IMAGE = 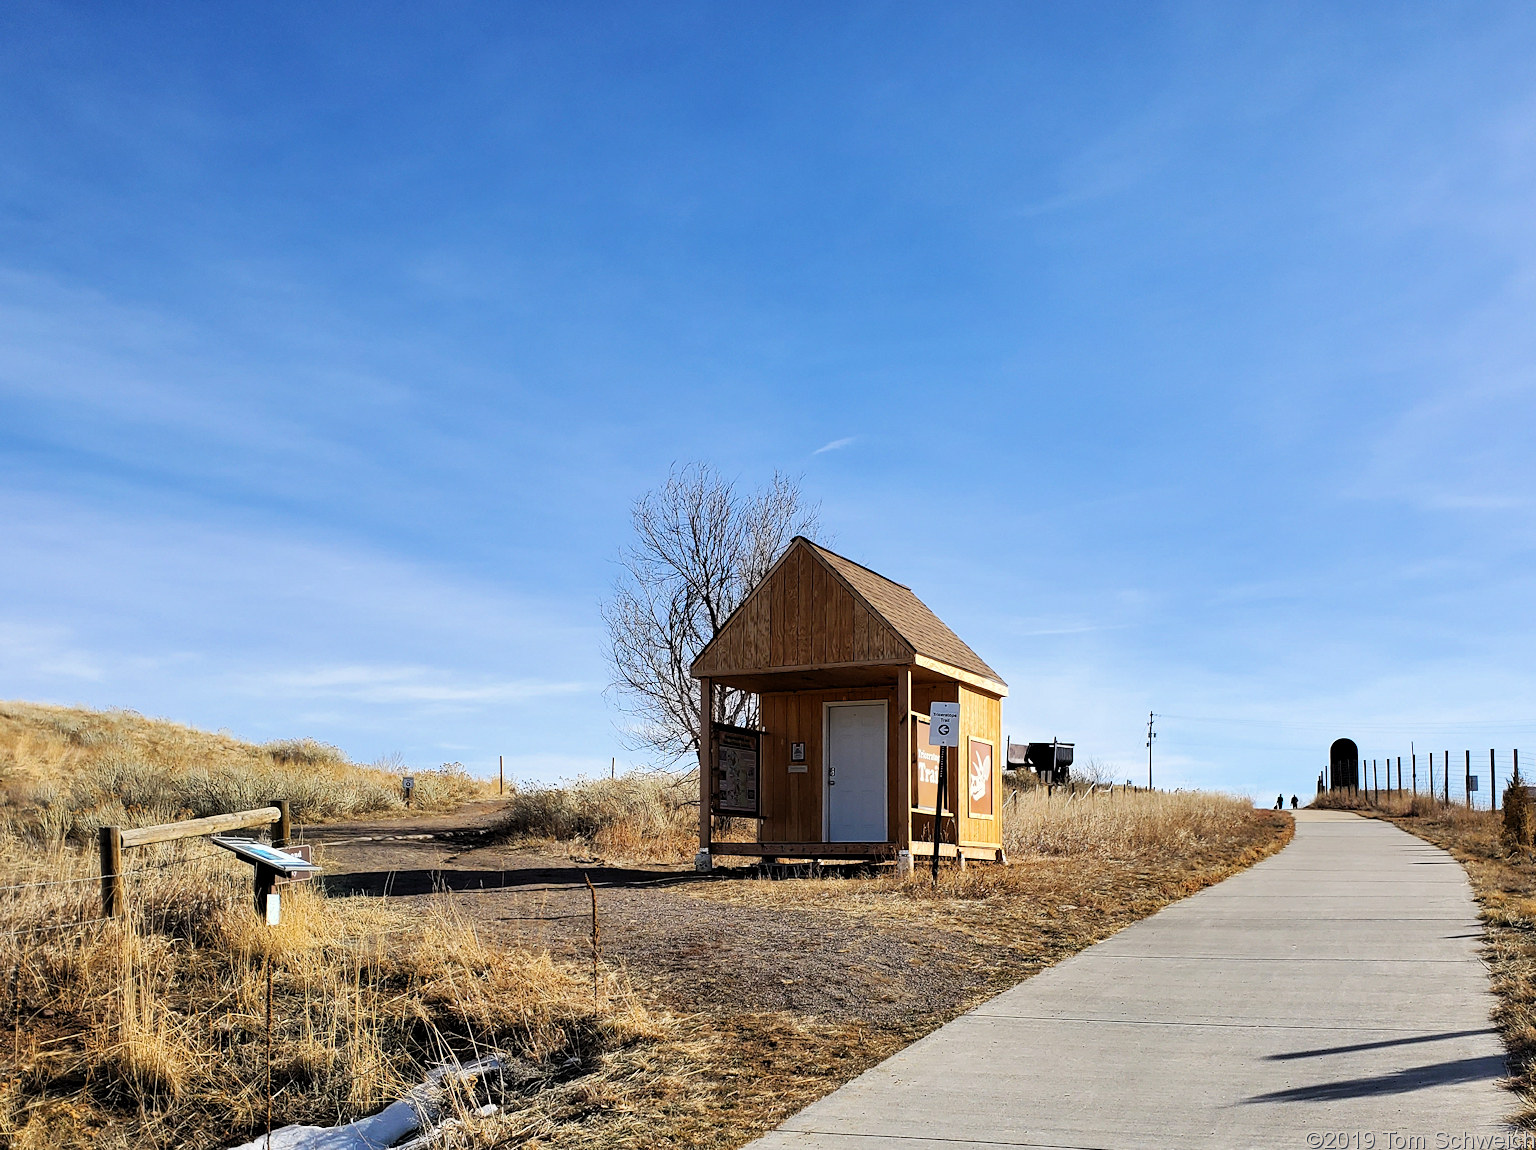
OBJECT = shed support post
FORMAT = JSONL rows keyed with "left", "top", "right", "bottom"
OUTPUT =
{"left": 695, "top": 677, "right": 713, "bottom": 872}
{"left": 895, "top": 668, "right": 912, "bottom": 877}
{"left": 271, "top": 799, "right": 291, "bottom": 848}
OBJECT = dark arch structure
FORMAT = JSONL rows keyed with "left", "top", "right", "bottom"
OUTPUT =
{"left": 1329, "top": 738, "right": 1359, "bottom": 791}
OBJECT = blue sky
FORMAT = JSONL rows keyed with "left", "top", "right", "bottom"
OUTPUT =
{"left": 3, "top": 2, "right": 1536, "bottom": 800}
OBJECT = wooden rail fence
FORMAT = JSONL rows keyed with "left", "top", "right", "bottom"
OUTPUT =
{"left": 98, "top": 800, "right": 291, "bottom": 918}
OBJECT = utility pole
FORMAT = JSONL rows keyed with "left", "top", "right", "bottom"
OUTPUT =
{"left": 1145, "top": 712, "right": 1156, "bottom": 791}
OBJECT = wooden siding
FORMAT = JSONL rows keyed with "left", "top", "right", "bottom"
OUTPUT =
{"left": 694, "top": 541, "right": 912, "bottom": 678}
{"left": 906, "top": 682, "right": 1002, "bottom": 850}
{"left": 955, "top": 684, "right": 1003, "bottom": 848}
{"left": 758, "top": 685, "right": 900, "bottom": 844}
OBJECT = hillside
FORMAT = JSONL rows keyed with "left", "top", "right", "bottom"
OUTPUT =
{"left": 0, "top": 700, "right": 482, "bottom": 844}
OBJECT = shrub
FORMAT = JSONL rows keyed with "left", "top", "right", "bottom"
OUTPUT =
{"left": 1505, "top": 773, "right": 1533, "bottom": 851}
{"left": 492, "top": 771, "right": 697, "bottom": 860}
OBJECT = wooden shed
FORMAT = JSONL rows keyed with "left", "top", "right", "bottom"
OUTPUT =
{"left": 691, "top": 537, "right": 1008, "bottom": 869}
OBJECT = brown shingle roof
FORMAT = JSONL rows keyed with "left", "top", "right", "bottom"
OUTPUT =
{"left": 806, "top": 540, "right": 1006, "bottom": 687}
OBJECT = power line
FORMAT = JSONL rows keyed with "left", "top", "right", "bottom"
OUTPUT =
{"left": 1159, "top": 713, "right": 1536, "bottom": 733}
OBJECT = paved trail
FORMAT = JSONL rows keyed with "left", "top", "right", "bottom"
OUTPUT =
{"left": 748, "top": 810, "right": 1509, "bottom": 1150}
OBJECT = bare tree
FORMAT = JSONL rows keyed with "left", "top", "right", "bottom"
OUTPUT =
{"left": 602, "top": 464, "right": 820, "bottom": 763}
{"left": 1078, "top": 757, "right": 1117, "bottom": 787}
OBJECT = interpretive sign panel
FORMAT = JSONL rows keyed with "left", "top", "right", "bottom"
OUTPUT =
{"left": 968, "top": 738, "right": 994, "bottom": 818}
{"left": 913, "top": 717, "right": 940, "bottom": 812}
{"left": 209, "top": 836, "right": 321, "bottom": 877}
{"left": 714, "top": 724, "right": 761, "bottom": 817}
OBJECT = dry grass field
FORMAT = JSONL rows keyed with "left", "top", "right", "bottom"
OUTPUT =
{"left": 0, "top": 703, "right": 1292, "bottom": 1148}
{"left": 0, "top": 701, "right": 484, "bottom": 844}
{"left": 1346, "top": 794, "right": 1536, "bottom": 1127}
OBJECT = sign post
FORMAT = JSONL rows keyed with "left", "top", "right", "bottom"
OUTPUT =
{"left": 928, "top": 702, "right": 960, "bottom": 882}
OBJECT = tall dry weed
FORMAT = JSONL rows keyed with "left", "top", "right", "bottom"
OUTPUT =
{"left": 0, "top": 841, "right": 653, "bottom": 1149}
{"left": 1002, "top": 786, "right": 1260, "bottom": 860}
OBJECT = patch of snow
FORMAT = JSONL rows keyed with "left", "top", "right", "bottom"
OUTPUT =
{"left": 227, "top": 1057, "right": 500, "bottom": 1150}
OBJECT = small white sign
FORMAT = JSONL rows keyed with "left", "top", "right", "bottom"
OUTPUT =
{"left": 928, "top": 702, "right": 960, "bottom": 747}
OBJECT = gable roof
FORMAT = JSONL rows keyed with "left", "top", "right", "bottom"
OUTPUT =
{"left": 690, "top": 536, "right": 1006, "bottom": 693}
{"left": 807, "top": 541, "right": 1004, "bottom": 686}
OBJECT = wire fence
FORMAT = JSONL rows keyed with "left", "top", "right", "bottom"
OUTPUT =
{"left": 1333, "top": 747, "right": 1524, "bottom": 810}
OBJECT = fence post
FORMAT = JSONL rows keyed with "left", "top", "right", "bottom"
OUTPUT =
{"left": 1491, "top": 749, "right": 1498, "bottom": 812}
{"left": 1445, "top": 750, "right": 1450, "bottom": 804}
{"left": 99, "top": 825, "right": 125, "bottom": 919}
{"left": 270, "top": 800, "right": 291, "bottom": 848}
{"left": 1412, "top": 751, "right": 1417, "bottom": 795}
{"left": 1466, "top": 750, "right": 1472, "bottom": 810}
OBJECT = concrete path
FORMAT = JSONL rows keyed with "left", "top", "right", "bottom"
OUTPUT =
{"left": 747, "top": 811, "right": 1510, "bottom": 1150}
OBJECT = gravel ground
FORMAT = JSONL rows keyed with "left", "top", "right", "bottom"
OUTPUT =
{"left": 312, "top": 817, "right": 996, "bottom": 1026}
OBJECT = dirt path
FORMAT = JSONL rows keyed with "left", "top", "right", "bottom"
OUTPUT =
{"left": 309, "top": 804, "right": 994, "bottom": 1026}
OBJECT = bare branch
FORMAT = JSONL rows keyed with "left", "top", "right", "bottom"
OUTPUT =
{"left": 602, "top": 463, "right": 821, "bottom": 765}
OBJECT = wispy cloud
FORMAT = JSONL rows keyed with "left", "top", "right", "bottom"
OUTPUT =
{"left": 0, "top": 622, "right": 107, "bottom": 682}
{"left": 232, "top": 664, "right": 593, "bottom": 706}
{"left": 813, "top": 437, "right": 855, "bottom": 455}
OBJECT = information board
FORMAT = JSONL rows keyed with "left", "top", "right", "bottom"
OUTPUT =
{"left": 912, "top": 717, "right": 941, "bottom": 812}
{"left": 713, "top": 724, "right": 762, "bottom": 817}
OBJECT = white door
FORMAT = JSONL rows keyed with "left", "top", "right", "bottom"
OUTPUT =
{"left": 826, "top": 702, "right": 888, "bottom": 842}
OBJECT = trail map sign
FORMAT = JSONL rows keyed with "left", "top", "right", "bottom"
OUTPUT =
{"left": 713, "top": 724, "right": 762, "bottom": 817}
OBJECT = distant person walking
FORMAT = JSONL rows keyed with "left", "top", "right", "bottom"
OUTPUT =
{"left": 1275, "top": 794, "right": 1284, "bottom": 810}
{"left": 1291, "top": 795, "right": 1299, "bottom": 809}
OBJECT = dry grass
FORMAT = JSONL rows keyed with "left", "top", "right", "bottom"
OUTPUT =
{"left": 0, "top": 701, "right": 485, "bottom": 847}
{"left": 1356, "top": 796, "right": 1536, "bottom": 1127}
{"left": 491, "top": 771, "right": 700, "bottom": 862}
{"left": 0, "top": 840, "right": 660, "bottom": 1149}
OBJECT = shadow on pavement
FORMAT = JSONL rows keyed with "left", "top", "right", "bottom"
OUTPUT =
{"left": 1267, "top": 1028, "right": 1497, "bottom": 1062}
{"left": 1247, "top": 1054, "right": 1507, "bottom": 1102}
